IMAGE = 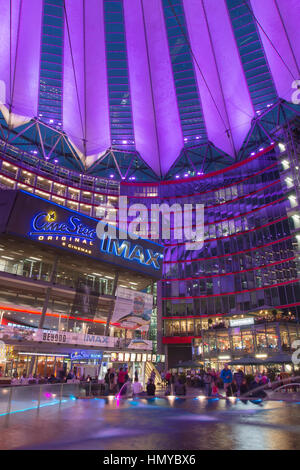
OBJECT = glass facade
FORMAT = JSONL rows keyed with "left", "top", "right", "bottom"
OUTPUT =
{"left": 226, "top": 0, "right": 278, "bottom": 113}
{"left": 103, "top": 0, "right": 135, "bottom": 150}
{"left": 161, "top": 150, "right": 300, "bottom": 329}
{"left": 121, "top": 138, "right": 300, "bottom": 367}
{"left": 162, "top": 0, "right": 207, "bottom": 146}
{"left": 38, "top": 0, "right": 64, "bottom": 126}
{"left": 194, "top": 320, "right": 299, "bottom": 363}
{"left": 0, "top": 232, "right": 155, "bottom": 338}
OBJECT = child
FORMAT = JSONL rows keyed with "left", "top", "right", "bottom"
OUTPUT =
{"left": 212, "top": 381, "right": 219, "bottom": 396}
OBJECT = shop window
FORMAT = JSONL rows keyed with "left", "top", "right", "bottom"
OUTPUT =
{"left": 231, "top": 332, "right": 242, "bottom": 352}
{"left": 216, "top": 332, "right": 230, "bottom": 352}
{"left": 187, "top": 320, "right": 194, "bottom": 334}
{"left": 180, "top": 320, "right": 187, "bottom": 334}
{"left": 255, "top": 326, "right": 268, "bottom": 352}
{"left": 241, "top": 330, "right": 255, "bottom": 353}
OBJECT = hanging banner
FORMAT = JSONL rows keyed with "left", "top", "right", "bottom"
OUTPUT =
{"left": 0, "top": 325, "right": 152, "bottom": 350}
{"left": 34, "top": 329, "right": 118, "bottom": 348}
{"left": 127, "top": 339, "right": 153, "bottom": 351}
{"left": 112, "top": 287, "right": 153, "bottom": 330}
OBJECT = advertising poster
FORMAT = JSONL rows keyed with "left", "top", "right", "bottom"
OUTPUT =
{"left": 0, "top": 324, "right": 36, "bottom": 342}
{"left": 127, "top": 339, "right": 152, "bottom": 351}
{"left": 112, "top": 287, "right": 153, "bottom": 330}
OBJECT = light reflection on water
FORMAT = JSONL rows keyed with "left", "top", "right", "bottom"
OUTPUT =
{"left": 11, "top": 397, "right": 300, "bottom": 451}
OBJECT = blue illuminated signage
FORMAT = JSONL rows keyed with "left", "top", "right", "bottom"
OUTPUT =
{"left": 29, "top": 211, "right": 97, "bottom": 241}
{"left": 70, "top": 350, "right": 103, "bottom": 361}
{"left": 25, "top": 202, "right": 163, "bottom": 274}
{"left": 100, "top": 236, "right": 163, "bottom": 270}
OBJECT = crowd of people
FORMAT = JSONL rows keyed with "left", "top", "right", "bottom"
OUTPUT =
{"left": 162, "top": 364, "right": 272, "bottom": 399}
{"left": 104, "top": 367, "right": 156, "bottom": 397}
{"left": 3, "top": 364, "right": 298, "bottom": 400}
{"left": 5, "top": 368, "right": 86, "bottom": 386}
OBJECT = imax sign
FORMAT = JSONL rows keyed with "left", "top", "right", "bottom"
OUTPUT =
{"left": 100, "top": 236, "right": 163, "bottom": 270}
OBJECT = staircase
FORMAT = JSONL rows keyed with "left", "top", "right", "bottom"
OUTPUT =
{"left": 145, "top": 362, "right": 163, "bottom": 389}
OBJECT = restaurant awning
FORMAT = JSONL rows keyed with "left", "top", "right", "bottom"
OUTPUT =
{"left": 262, "top": 353, "right": 293, "bottom": 364}
{"left": 173, "top": 360, "right": 204, "bottom": 369}
{"left": 228, "top": 356, "right": 265, "bottom": 366}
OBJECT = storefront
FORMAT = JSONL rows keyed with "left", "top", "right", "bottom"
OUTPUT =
{"left": 193, "top": 320, "right": 300, "bottom": 371}
{"left": 2, "top": 349, "right": 70, "bottom": 378}
{"left": 0, "top": 190, "right": 164, "bottom": 380}
{"left": 0, "top": 320, "right": 165, "bottom": 381}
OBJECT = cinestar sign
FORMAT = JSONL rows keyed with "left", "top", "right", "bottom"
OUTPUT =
{"left": 30, "top": 211, "right": 96, "bottom": 241}
{"left": 27, "top": 208, "right": 163, "bottom": 272}
{"left": 0, "top": 190, "right": 163, "bottom": 277}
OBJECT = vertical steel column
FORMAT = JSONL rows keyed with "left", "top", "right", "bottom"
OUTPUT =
{"left": 104, "top": 272, "right": 119, "bottom": 337}
{"left": 38, "top": 255, "right": 59, "bottom": 329}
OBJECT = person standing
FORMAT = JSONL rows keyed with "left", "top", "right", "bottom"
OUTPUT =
{"left": 174, "top": 377, "right": 187, "bottom": 396}
{"left": 203, "top": 368, "right": 213, "bottom": 397}
{"left": 234, "top": 369, "right": 244, "bottom": 396}
{"left": 240, "top": 378, "right": 249, "bottom": 396}
{"left": 249, "top": 375, "right": 267, "bottom": 399}
{"left": 220, "top": 364, "right": 233, "bottom": 395}
{"left": 147, "top": 378, "right": 156, "bottom": 396}
{"left": 261, "top": 371, "right": 268, "bottom": 385}
{"left": 117, "top": 367, "right": 126, "bottom": 391}
{"left": 104, "top": 368, "right": 110, "bottom": 393}
{"left": 165, "top": 370, "right": 171, "bottom": 386}
{"left": 111, "top": 368, "right": 118, "bottom": 393}
{"left": 132, "top": 377, "right": 143, "bottom": 396}
{"left": 165, "top": 370, "right": 171, "bottom": 393}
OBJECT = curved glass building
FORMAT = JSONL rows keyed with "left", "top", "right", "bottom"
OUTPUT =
{"left": 0, "top": 0, "right": 299, "bottom": 372}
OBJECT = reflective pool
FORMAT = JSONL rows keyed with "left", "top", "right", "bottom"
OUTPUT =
{"left": 1, "top": 397, "right": 300, "bottom": 450}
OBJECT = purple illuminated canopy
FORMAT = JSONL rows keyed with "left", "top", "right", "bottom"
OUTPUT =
{"left": 0, "top": 0, "right": 299, "bottom": 176}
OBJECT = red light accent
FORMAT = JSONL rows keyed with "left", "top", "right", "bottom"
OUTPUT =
{"left": 162, "top": 314, "right": 224, "bottom": 320}
{"left": 162, "top": 279, "right": 300, "bottom": 301}
{"left": 275, "top": 302, "right": 300, "bottom": 309}
{"left": 121, "top": 144, "right": 276, "bottom": 187}
{"left": 164, "top": 216, "right": 289, "bottom": 249}
{"left": 0, "top": 306, "right": 110, "bottom": 325}
{"left": 205, "top": 180, "right": 280, "bottom": 210}
{"left": 123, "top": 162, "right": 278, "bottom": 200}
{"left": 165, "top": 195, "right": 286, "bottom": 239}
{"left": 163, "top": 235, "right": 292, "bottom": 264}
{"left": 162, "top": 336, "right": 194, "bottom": 344}
{"left": 162, "top": 257, "right": 296, "bottom": 282}
{"left": 162, "top": 303, "right": 300, "bottom": 321}
{"left": 121, "top": 188, "right": 285, "bottom": 227}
